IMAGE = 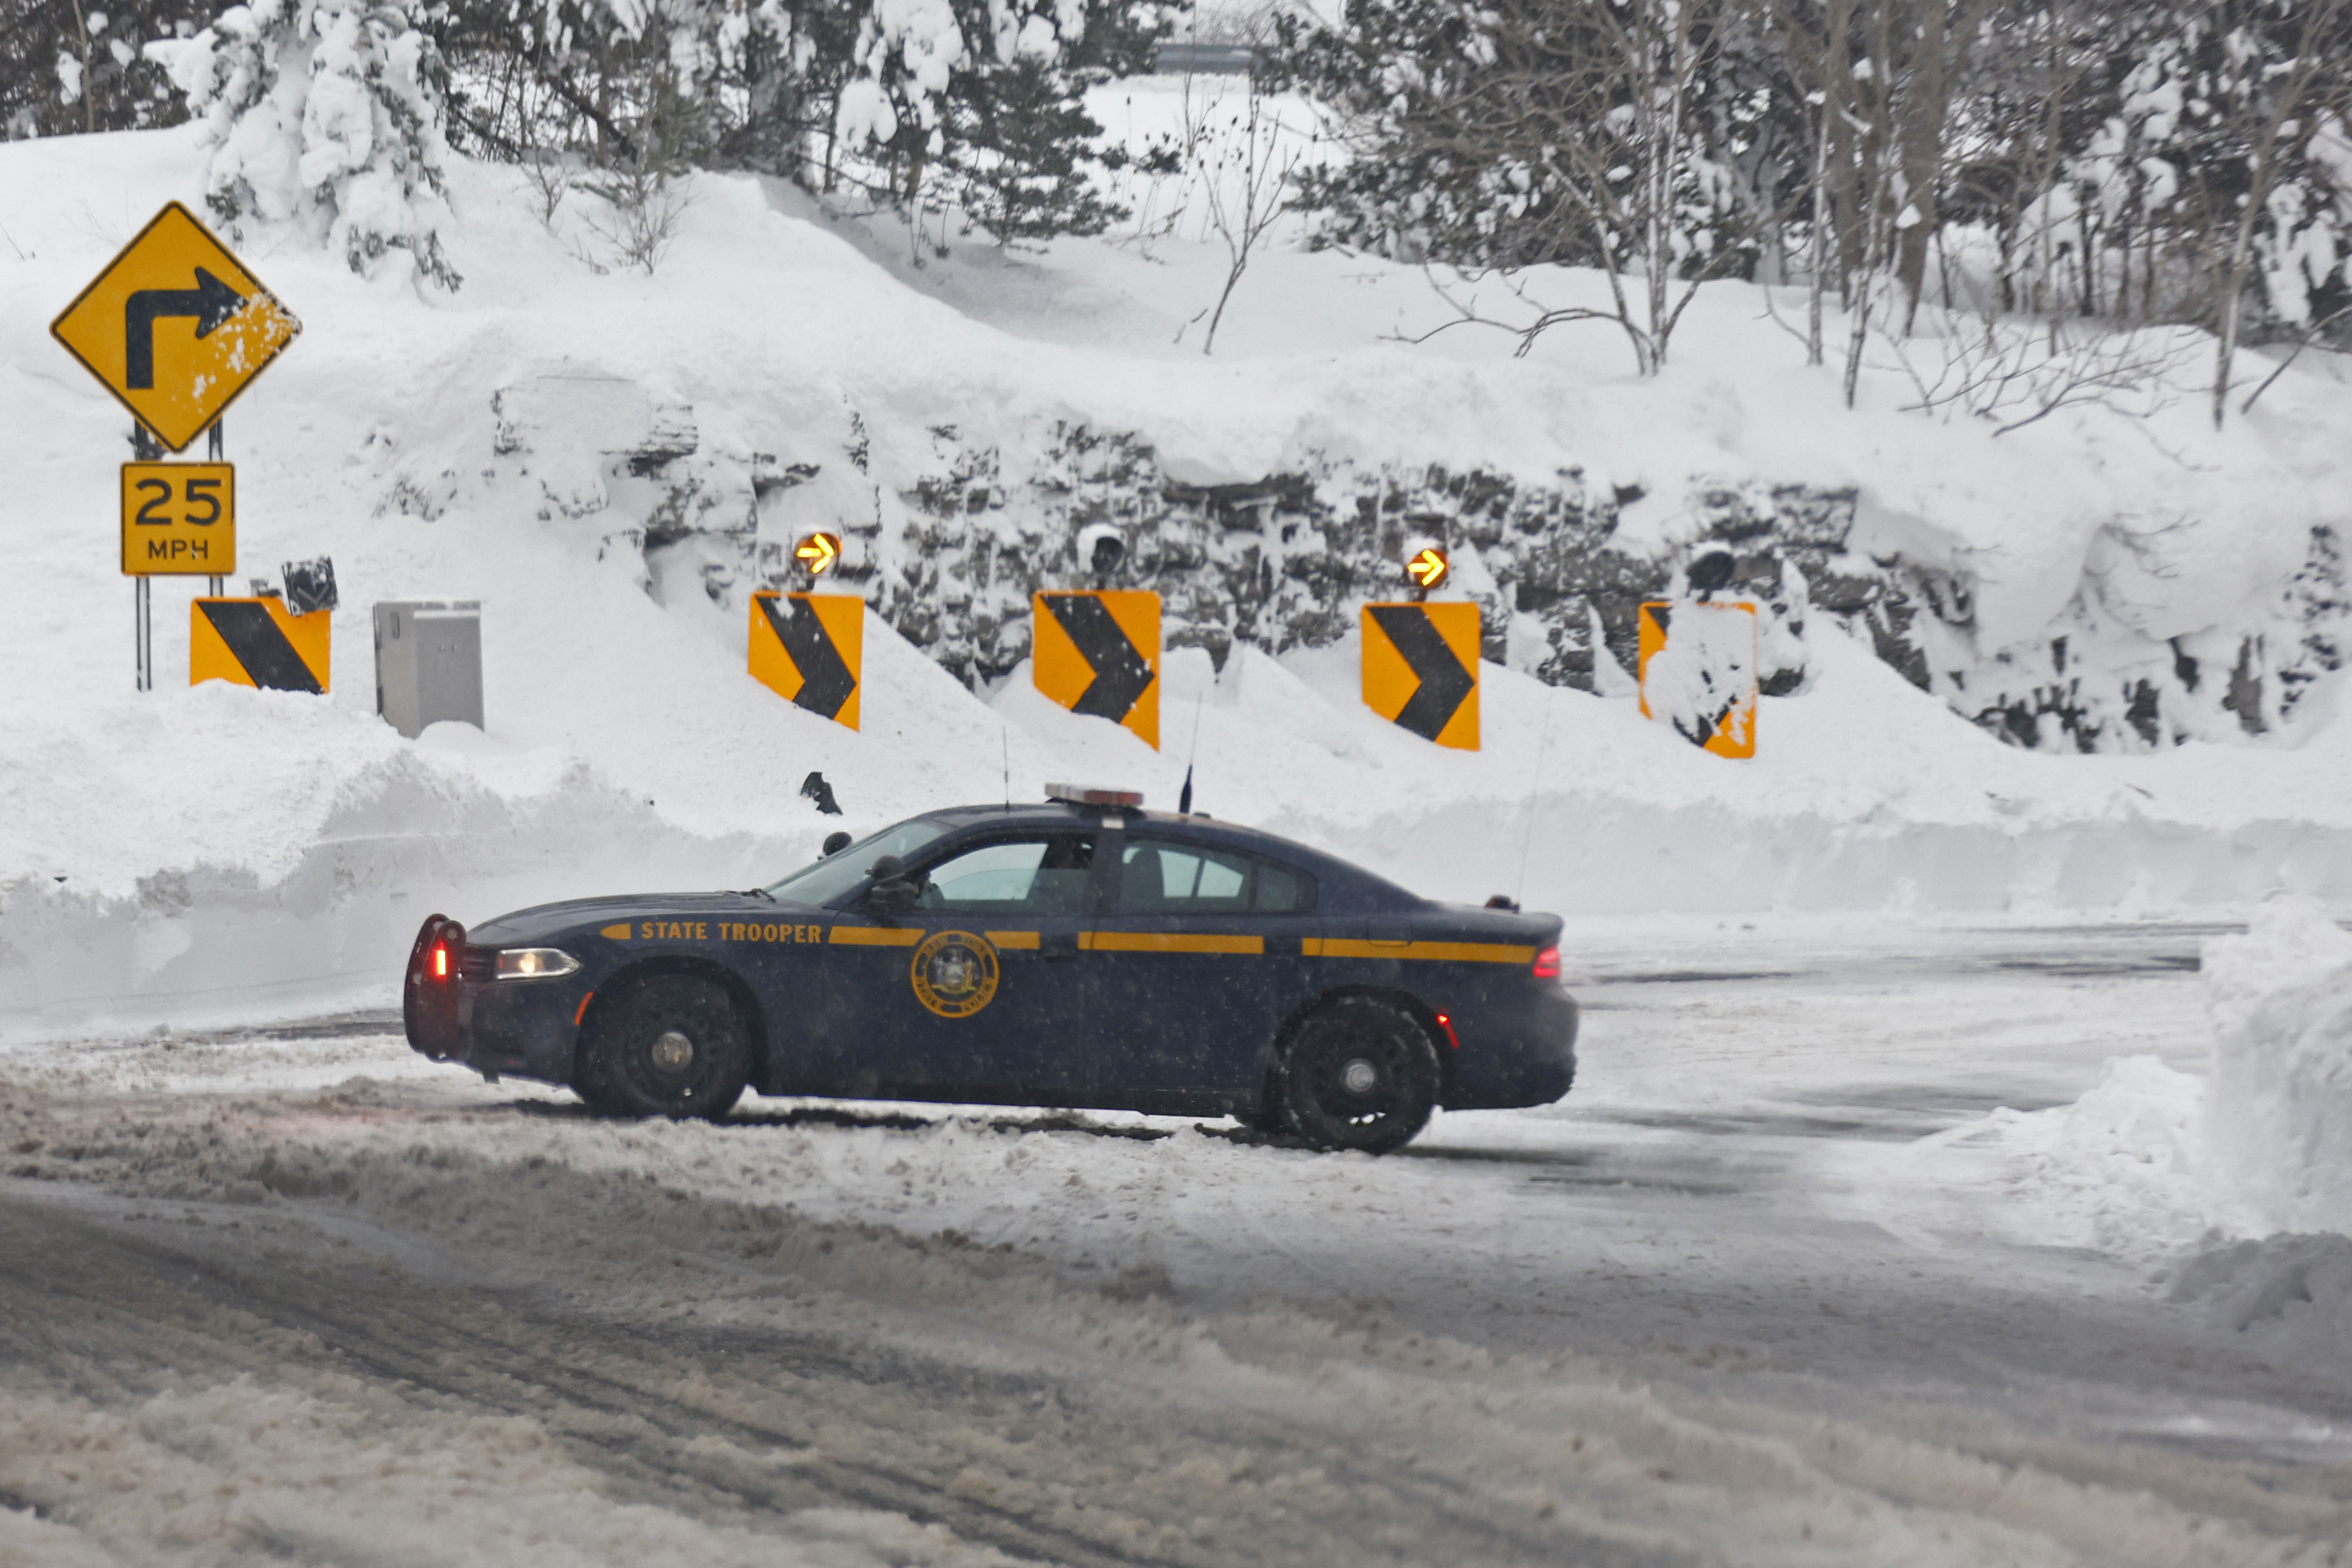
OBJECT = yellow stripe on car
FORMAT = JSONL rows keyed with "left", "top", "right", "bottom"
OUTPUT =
{"left": 1081, "top": 931, "right": 1264, "bottom": 955}
{"left": 828, "top": 926, "right": 926, "bottom": 947}
{"left": 1303, "top": 938, "right": 1537, "bottom": 964}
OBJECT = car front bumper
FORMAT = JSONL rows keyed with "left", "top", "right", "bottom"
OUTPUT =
{"left": 408, "top": 971, "right": 585, "bottom": 1086}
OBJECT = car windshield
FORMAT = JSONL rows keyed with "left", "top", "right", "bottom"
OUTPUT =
{"left": 762, "top": 818, "right": 952, "bottom": 907}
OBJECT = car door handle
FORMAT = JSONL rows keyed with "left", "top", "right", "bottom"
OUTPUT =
{"left": 1041, "top": 932, "right": 1079, "bottom": 961}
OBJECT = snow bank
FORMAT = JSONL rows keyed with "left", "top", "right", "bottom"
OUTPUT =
{"left": 1899, "top": 902, "right": 2352, "bottom": 1362}
{"left": 1959, "top": 1054, "right": 2211, "bottom": 1262}
{"left": 2201, "top": 900, "right": 2352, "bottom": 1236}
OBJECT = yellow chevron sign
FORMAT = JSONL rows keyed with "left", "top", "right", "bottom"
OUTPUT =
{"left": 1637, "top": 600, "right": 1757, "bottom": 759}
{"left": 749, "top": 591, "right": 863, "bottom": 728}
{"left": 1362, "top": 601, "right": 1480, "bottom": 749}
{"left": 1033, "top": 591, "right": 1160, "bottom": 749}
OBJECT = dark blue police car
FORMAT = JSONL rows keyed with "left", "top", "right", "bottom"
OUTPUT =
{"left": 404, "top": 787, "right": 1577, "bottom": 1153}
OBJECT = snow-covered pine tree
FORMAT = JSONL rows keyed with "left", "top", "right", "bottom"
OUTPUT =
{"left": 947, "top": 54, "right": 1126, "bottom": 244}
{"left": 950, "top": 0, "right": 1168, "bottom": 244}
{"left": 167, "top": 0, "right": 461, "bottom": 289}
{"left": 833, "top": 0, "right": 1169, "bottom": 239}
{"left": 1269, "top": 0, "right": 1763, "bottom": 374}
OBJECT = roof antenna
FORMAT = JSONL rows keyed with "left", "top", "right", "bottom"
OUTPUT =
{"left": 1001, "top": 723, "right": 1011, "bottom": 809}
{"left": 1513, "top": 690, "right": 1554, "bottom": 907}
{"left": 1177, "top": 683, "right": 1205, "bottom": 814}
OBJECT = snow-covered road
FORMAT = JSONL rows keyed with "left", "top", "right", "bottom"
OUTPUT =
{"left": 5, "top": 925, "right": 2348, "bottom": 1565}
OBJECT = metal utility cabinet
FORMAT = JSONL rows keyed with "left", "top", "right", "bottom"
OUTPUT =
{"left": 374, "top": 601, "right": 483, "bottom": 738}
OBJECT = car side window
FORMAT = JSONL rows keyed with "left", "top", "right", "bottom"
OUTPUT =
{"left": 913, "top": 834, "right": 1096, "bottom": 916}
{"left": 1251, "top": 857, "right": 1317, "bottom": 914}
{"left": 1110, "top": 840, "right": 1317, "bottom": 915}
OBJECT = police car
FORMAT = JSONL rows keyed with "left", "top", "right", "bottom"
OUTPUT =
{"left": 403, "top": 786, "right": 1577, "bottom": 1153}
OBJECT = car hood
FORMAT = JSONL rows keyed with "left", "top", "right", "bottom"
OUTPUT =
{"left": 464, "top": 891, "right": 811, "bottom": 946}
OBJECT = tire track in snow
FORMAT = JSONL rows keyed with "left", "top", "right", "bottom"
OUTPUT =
{"left": 0, "top": 1189, "right": 1685, "bottom": 1568}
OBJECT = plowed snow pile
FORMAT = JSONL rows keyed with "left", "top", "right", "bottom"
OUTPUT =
{"left": 4, "top": 121, "right": 2351, "bottom": 1037}
{"left": 1900, "top": 901, "right": 2352, "bottom": 1367}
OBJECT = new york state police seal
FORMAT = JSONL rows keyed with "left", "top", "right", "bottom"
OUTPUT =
{"left": 909, "top": 930, "right": 1000, "bottom": 1019}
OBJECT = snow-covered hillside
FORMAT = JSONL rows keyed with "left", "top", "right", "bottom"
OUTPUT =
{"left": 3, "top": 108, "right": 2350, "bottom": 1034}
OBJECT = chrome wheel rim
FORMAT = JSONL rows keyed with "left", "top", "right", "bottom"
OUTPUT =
{"left": 650, "top": 1030, "right": 696, "bottom": 1072}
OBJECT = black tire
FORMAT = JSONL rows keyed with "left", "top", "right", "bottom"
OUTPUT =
{"left": 575, "top": 973, "right": 751, "bottom": 1119}
{"left": 1274, "top": 997, "right": 1439, "bottom": 1154}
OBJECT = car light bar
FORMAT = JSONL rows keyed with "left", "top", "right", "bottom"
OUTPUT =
{"left": 1045, "top": 783, "right": 1145, "bottom": 808}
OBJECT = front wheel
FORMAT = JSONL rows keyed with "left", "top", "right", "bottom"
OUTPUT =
{"left": 1274, "top": 997, "right": 1438, "bottom": 1154}
{"left": 576, "top": 974, "right": 751, "bottom": 1119}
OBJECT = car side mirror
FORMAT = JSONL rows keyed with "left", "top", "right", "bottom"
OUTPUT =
{"left": 865, "top": 855, "right": 920, "bottom": 914}
{"left": 821, "top": 830, "right": 853, "bottom": 858}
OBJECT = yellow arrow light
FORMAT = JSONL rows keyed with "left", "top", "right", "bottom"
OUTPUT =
{"left": 1407, "top": 547, "right": 1450, "bottom": 590}
{"left": 794, "top": 532, "right": 841, "bottom": 575}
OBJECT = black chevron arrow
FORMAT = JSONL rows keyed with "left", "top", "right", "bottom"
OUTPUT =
{"left": 125, "top": 268, "right": 246, "bottom": 389}
{"left": 198, "top": 600, "right": 323, "bottom": 694}
{"left": 1043, "top": 594, "right": 1155, "bottom": 723}
{"left": 1368, "top": 605, "right": 1477, "bottom": 741}
{"left": 758, "top": 595, "right": 858, "bottom": 719}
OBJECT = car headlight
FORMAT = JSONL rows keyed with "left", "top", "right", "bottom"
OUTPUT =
{"left": 494, "top": 947, "right": 581, "bottom": 980}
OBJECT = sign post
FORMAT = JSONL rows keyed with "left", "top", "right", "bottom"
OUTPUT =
{"left": 206, "top": 419, "right": 226, "bottom": 595}
{"left": 51, "top": 201, "right": 300, "bottom": 689}
{"left": 133, "top": 576, "right": 151, "bottom": 692}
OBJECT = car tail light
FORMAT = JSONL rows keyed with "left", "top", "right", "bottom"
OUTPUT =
{"left": 1532, "top": 944, "right": 1561, "bottom": 980}
{"left": 404, "top": 914, "right": 466, "bottom": 1060}
{"left": 1433, "top": 1011, "right": 1462, "bottom": 1051}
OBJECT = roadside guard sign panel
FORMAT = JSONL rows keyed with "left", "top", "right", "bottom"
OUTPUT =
{"left": 1637, "top": 600, "right": 1757, "bottom": 759}
{"left": 1362, "top": 601, "right": 1480, "bottom": 749}
{"left": 191, "top": 596, "right": 330, "bottom": 694}
{"left": 50, "top": 202, "right": 301, "bottom": 451}
{"left": 749, "top": 591, "right": 863, "bottom": 728}
{"left": 1033, "top": 591, "right": 1160, "bottom": 749}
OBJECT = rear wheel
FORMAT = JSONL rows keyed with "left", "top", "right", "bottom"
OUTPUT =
{"left": 576, "top": 973, "right": 751, "bottom": 1120}
{"left": 1275, "top": 997, "right": 1438, "bottom": 1154}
